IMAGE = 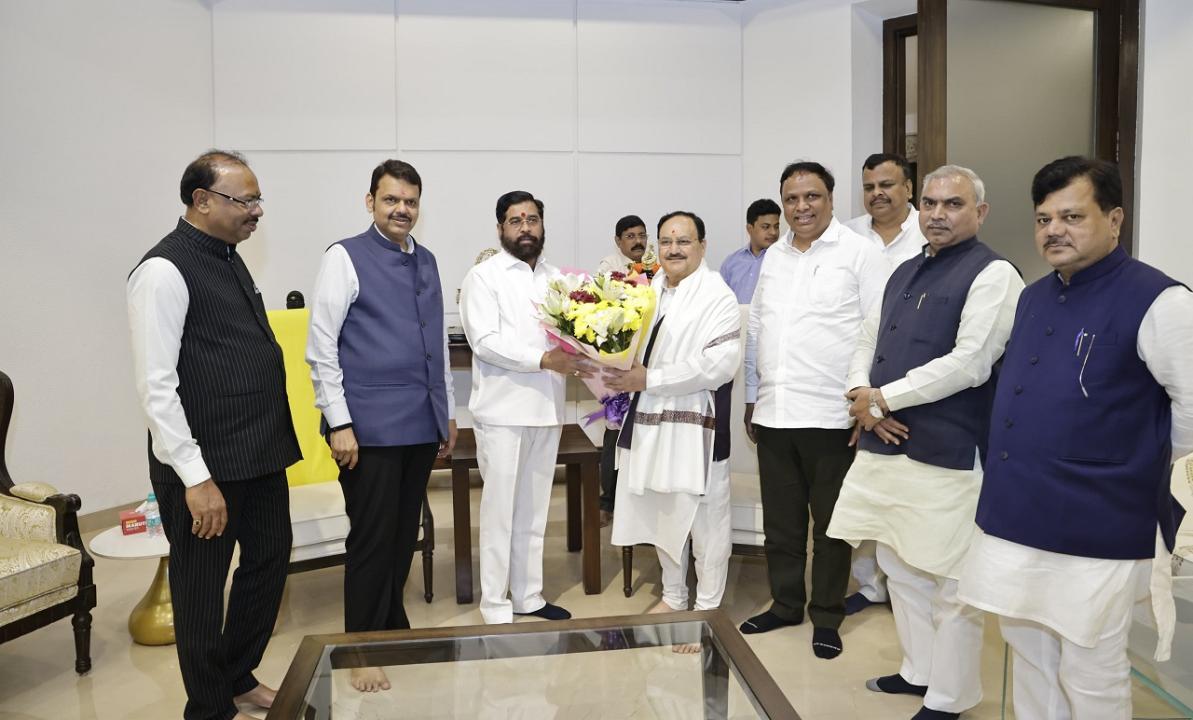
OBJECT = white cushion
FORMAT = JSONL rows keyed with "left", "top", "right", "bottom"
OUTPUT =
{"left": 0, "top": 537, "right": 80, "bottom": 612}
{"left": 729, "top": 472, "right": 764, "bottom": 544}
{"left": 288, "top": 483, "right": 349, "bottom": 553}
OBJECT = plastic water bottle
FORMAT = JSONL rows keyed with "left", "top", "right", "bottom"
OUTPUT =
{"left": 144, "top": 492, "right": 163, "bottom": 538}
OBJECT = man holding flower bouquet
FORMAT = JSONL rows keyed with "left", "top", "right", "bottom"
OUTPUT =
{"left": 605, "top": 211, "right": 742, "bottom": 617}
{"left": 460, "top": 190, "right": 592, "bottom": 625}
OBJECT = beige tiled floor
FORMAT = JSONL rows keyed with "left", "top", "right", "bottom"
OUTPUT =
{"left": 0, "top": 481, "right": 1181, "bottom": 719}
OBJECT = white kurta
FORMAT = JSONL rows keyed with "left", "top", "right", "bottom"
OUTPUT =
{"left": 827, "top": 259, "right": 1024, "bottom": 576}
{"left": 958, "top": 285, "right": 1193, "bottom": 662}
{"left": 611, "top": 263, "right": 742, "bottom": 564}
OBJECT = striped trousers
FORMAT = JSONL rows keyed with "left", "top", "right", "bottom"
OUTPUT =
{"left": 154, "top": 472, "right": 291, "bottom": 720}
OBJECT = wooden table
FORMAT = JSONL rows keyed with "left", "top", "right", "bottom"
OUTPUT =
{"left": 433, "top": 424, "right": 601, "bottom": 604}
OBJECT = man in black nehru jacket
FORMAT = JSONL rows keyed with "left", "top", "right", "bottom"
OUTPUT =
{"left": 127, "top": 150, "right": 300, "bottom": 720}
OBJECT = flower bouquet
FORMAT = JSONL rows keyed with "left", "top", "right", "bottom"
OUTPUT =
{"left": 538, "top": 270, "right": 656, "bottom": 429}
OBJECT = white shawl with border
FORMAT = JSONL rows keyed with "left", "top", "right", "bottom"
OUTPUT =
{"left": 611, "top": 263, "right": 742, "bottom": 561}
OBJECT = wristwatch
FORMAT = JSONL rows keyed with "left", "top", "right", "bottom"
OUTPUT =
{"left": 868, "top": 389, "right": 887, "bottom": 419}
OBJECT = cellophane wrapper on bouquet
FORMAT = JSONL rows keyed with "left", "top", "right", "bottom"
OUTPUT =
{"left": 538, "top": 270, "right": 657, "bottom": 429}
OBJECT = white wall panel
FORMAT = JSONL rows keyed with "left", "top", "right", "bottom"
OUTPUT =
{"left": 237, "top": 151, "right": 398, "bottom": 308}
{"left": 213, "top": 0, "right": 396, "bottom": 150}
{"left": 576, "top": 154, "right": 743, "bottom": 275}
{"left": 398, "top": 151, "right": 577, "bottom": 312}
{"left": 578, "top": 0, "right": 741, "bottom": 155}
{"left": 0, "top": 0, "right": 213, "bottom": 511}
{"left": 396, "top": 0, "right": 576, "bottom": 151}
{"left": 1137, "top": 0, "right": 1193, "bottom": 287}
{"left": 742, "top": 1, "right": 857, "bottom": 226}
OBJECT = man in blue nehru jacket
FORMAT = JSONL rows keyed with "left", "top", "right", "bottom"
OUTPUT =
{"left": 959, "top": 157, "right": 1193, "bottom": 720}
{"left": 306, "top": 159, "right": 456, "bottom": 693}
{"left": 829, "top": 165, "right": 1025, "bottom": 720}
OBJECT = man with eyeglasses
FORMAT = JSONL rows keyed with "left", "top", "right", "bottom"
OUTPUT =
{"left": 305, "top": 159, "right": 456, "bottom": 692}
{"left": 606, "top": 210, "right": 741, "bottom": 619}
{"left": 598, "top": 214, "right": 649, "bottom": 274}
{"left": 460, "top": 190, "right": 592, "bottom": 624}
{"left": 959, "top": 157, "right": 1193, "bottom": 720}
{"left": 127, "top": 150, "right": 300, "bottom": 720}
{"left": 719, "top": 198, "right": 782, "bottom": 304}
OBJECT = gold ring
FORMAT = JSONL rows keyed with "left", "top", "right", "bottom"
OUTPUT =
{"left": 572, "top": 370, "right": 580, "bottom": 377}
{"left": 192, "top": 519, "right": 201, "bottom": 527}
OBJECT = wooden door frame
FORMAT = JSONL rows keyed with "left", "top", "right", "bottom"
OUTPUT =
{"left": 911, "top": 0, "right": 1139, "bottom": 252}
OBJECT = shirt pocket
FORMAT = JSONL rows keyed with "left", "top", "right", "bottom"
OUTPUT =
{"left": 810, "top": 266, "right": 854, "bottom": 307}
{"left": 909, "top": 294, "right": 953, "bottom": 344}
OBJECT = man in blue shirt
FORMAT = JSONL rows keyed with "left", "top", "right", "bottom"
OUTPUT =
{"left": 719, "top": 199, "right": 781, "bottom": 303}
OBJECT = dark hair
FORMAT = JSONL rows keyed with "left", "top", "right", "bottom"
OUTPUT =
{"left": 370, "top": 159, "right": 422, "bottom": 197}
{"left": 746, "top": 198, "right": 781, "bottom": 225}
{"left": 862, "top": 152, "right": 914, "bottom": 184}
{"left": 179, "top": 150, "right": 249, "bottom": 206}
{"left": 615, "top": 214, "right": 646, "bottom": 237}
{"left": 496, "top": 190, "right": 544, "bottom": 223}
{"left": 779, "top": 161, "right": 835, "bottom": 194}
{"left": 1031, "top": 156, "right": 1122, "bottom": 212}
{"left": 657, "top": 210, "right": 706, "bottom": 241}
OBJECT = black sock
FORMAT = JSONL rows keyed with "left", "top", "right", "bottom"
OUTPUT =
{"left": 866, "top": 673, "right": 928, "bottom": 696}
{"left": 739, "top": 610, "right": 801, "bottom": 635}
{"left": 811, "top": 627, "right": 843, "bottom": 659}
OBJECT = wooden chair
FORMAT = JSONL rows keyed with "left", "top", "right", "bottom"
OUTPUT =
{"left": 0, "top": 370, "right": 97, "bottom": 674}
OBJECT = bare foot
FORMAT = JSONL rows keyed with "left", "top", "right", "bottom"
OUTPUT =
{"left": 647, "top": 601, "right": 678, "bottom": 615}
{"left": 672, "top": 642, "right": 702, "bottom": 654}
{"left": 234, "top": 684, "right": 276, "bottom": 709}
{"left": 350, "top": 667, "right": 391, "bottom": 693}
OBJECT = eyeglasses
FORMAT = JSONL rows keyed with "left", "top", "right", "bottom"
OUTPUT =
{"left": 206, "top": 188, "right": 263, "bottom": 210}
{"left": 621, "top": 232, "right": 648, "bottom": 242}
{"left": 505, "top": 216, "right": 541, "bottom": 229}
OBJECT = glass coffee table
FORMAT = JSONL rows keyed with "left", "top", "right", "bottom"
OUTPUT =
{"left": 267, "top": 610, "right": 799, "bottom": 719}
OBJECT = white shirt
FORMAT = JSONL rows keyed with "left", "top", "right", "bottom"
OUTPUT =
{"left": 305, "top": 227, "right": 456, "bottom": 429}
{"left": 126, "top": 222, "right": 213, "bottom": 488}
{"left": 744, "top": 218, "right": 890, "bottom": 429}
{"left": 597, "top": 250, "right": 636, "bottom": 274}
{"left": 845, "top": 206, "right": 926, "bottom": 270}
{"left": 460, "top": 250, "right": 565, "bottom": 426}
{"left": 959, "top": 285, "right": 1193, "bottom": 659}
{"left": 846, "top": 259, "right": 1025, "bottom": 413}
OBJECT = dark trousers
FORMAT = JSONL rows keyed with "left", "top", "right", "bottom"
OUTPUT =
{"left": 153, "top": 472, "right": 291, "bottom": 720}
{"left": 599, "top": 428, "right": 619, "bottom": 512}
{"left": 339, "top": 443, "right": 437, "bottom": 632}
{"left": 754, "top": 426, "right": 855, "bottom": 630}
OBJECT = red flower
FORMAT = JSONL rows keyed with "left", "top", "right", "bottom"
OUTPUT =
{"left": 569, "top": 290, "right": 598, "bottom": 304}
{"left": 610, "top": 271, "right": 626, "bottom": 281}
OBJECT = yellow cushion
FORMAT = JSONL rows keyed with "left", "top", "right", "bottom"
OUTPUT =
{"left": 267, "top": 308, "right": 341, "bottom": 487}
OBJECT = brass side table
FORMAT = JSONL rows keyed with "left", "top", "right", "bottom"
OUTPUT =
{"left": 89, "top": 526, "right": 174, "bottom": 645}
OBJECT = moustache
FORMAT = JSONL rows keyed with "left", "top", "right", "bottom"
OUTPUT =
{"left": 1044, "top": 240, "right": 1071, "bottom": 249}
{"left": 664, "top": 254, "right": 686, "bottom": 261}
{"left": 517, "top": 233, "right": 539, "bottom": 243}
{"left": 631, "top": 244, "right": 645, "bottom": 252}
{"left": 392, "top": 214, "right": 411, "bottom": 223}
{"left": 926, "top": 223, "right": 949, "bottom": 230}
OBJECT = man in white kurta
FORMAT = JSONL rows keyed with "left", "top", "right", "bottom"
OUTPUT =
{"left": 842, "top": 153, "right": 928, "bottom": 615}
{"left": 958, "top": 157, "right": 1193, "bottom": 720}
{"left": 460, "top": 190, "right": 592, "bottom": 625}
{"left": 827, "top": 166, "right": 1024, "bottom": 720}
{"left": 607, "top": 211, "right": 741, "bottom": 613}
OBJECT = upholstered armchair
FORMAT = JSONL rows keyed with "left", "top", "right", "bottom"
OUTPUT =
{"left": 0, "top": 370, "right": 96, "bottom": 674}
